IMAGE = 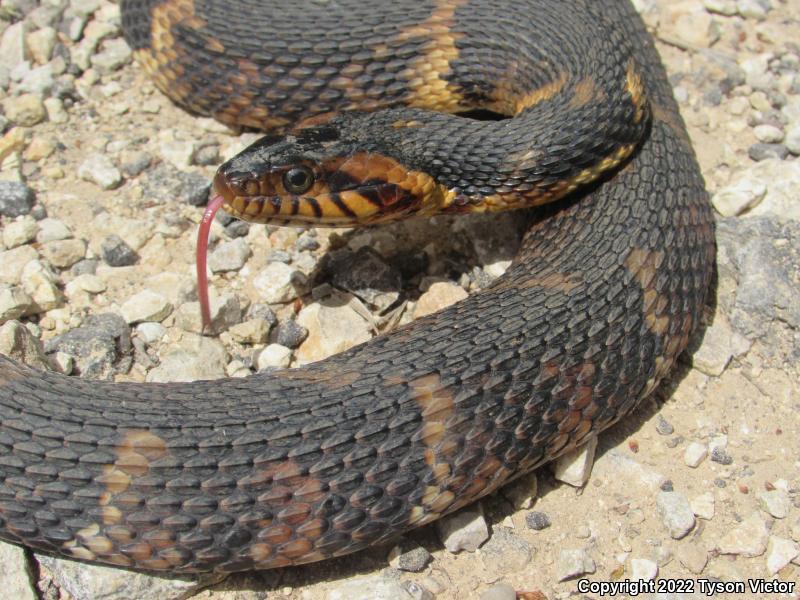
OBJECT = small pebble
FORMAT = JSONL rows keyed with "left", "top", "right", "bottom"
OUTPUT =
{"left": 759, "top": 489, "right": 790, "bottom": 519}
{"left": 525, "top": 512, "right": 551, "bottom": 531}
{"left": 388, "top": 544, "right": 432, "bottom": 573}
{"left": 101, "top": 234, "right": 138, "bottom": 266}
{"left": 748, "top": 143, "right": 789, "bottom": 161}
{"left": 656, "top": 491, "right": 695, "bottom": 539}
{"left": 556, "top": 549, "right": 595, "bottom": 582}
{"left": 718, "top": 512, "right": 769, "bottom": 557}
{"left": 256, "top": 344, "right": 292, "bottom": 370}
{"left": 274, "top": 319, "right": 308, "bottom": 349}
{"left": 630, "top": 558, "right": 658, "bottom": 581}
{"left": 655, "top": 415, "right": 674, "bottom": 435}
{"left": 437, "top": 505, "right": 489, "bottom": 553}
{"left": 0, "top": 182, "right": 36, "bottom": 217}
{"left": 78, "top": 153, "right": 122, "bottom": 189}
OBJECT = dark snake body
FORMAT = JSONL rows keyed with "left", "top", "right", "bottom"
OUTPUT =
{"left": 0, "top": 0, "right": 714, "bottom": 573}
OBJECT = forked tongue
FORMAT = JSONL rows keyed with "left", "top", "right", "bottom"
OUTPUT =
{"left": 196, "top": 195, "right": 226, "bottom": 331}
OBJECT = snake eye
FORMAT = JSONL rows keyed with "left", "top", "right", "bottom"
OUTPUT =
{"left": 282, "top": 166, "right": 314, "bottom": 194}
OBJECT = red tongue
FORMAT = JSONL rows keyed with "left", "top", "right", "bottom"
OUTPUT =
{"left": 196, "top": 195, "right": 227, "bottom": 331}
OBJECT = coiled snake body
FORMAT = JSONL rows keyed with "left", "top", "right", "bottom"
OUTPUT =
{"left": 0, "top": 0, "right": 714, "bottom": 573}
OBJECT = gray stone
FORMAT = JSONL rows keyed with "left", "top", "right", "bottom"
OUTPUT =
{"left": 553, "top": 436, "right": 597, "bottom": 487}
{"left": 176, "top": 294, "right": 242, "bottom": 335}
{"left": 388, "top": 542, "right": 432, "bottom": 572}
{"left": 44, "top": 313, "right": 130, "bottom": 379}
{"left": 0, "top": 181, "right": 35, "bottom": 217}
{"left": 655, "top": 415, "right": 674, "bottom": 436}
{"left": 142, "top": 164, "right": 211, "bottom": 206}
{"left": 718, "top": 512, "right": 769, "bottom": 557}
{"left": 437, "top": 504, "right": 489, "bottom": 553}
{"left": 275, "top": 319, "right": 308, "bottom": 349}
{"left": 748, "top": 143, "right": 789, "bottom": 161}
{"left": 101, "top": 234, "right": 138, "bottom": 266}
{"left": 0, "top": 542, "right": 37, "bottom": 600}
{"left": 209, "top": 237, "right": 251, "bottom": 272}
{"left": 479, "top": 527, "right": 533, "bottom": 574}
{"left": 717, "top": 218, "right": 800, "bottom": 336}
{"left": 43, "top": 97, "right": 68, "bottom": 123}
{"left": 525, "top": 511, "right": 551, "bottom": 530}
{"left": 556, "top": 548, "right": 596, "bottom": 582}
{"left": 656, "top": 491, "right": 695, "bottom": 539}
{"left": 676, "top": 544, "right": 708, "bottom": 574}
{"left": 78, "top": 153, "right": 122, "bottom": 189}
{"left": 326, "top": 247, "right": 402, "bottom": 311}
{"left": 37, "top": 555, "right": 215, "bottom": 600}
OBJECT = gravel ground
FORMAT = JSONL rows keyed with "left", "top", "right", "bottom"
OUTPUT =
{"left": 1, "top": 0, "right": 799, "bottom": 599}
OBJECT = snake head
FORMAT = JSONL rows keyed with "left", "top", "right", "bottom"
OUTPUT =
{"left": 213, "top": 122, "right": 453, "bottom": 226}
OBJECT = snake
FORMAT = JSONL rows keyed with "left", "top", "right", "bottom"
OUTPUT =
{"left": 0, "top": 0, "right": 715, "bottom": 574}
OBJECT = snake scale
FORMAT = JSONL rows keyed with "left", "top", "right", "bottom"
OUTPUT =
{"left": 0, "top": 0, "right": 715, "bottom": 573}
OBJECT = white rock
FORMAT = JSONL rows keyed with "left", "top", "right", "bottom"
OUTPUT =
{"left": 65, "top": 274, "right": 106, "bottom": 296}
{"left": 630, "top": 558, "right": 658, "bottom": 581}
{"left": 753, "top": 124, "right": 784, "bottom": 144}
{"left": 0, "top": 286, "right": 34, "bottom": 322}
{"left": 251, "top": 262, "right": 307, "bottom": 303}
{"left": 712, "top": 178, "right": 767, "bottom": 217}
{"left": 759, "top": 489, "right": 790, "bottom": 519}
{"left": 553, "top": 436, "right": 598, "bottom": 487}
{"left": 295, "top": 300, "right": 371, "bottom": 364}
{"left": 785, "top": 126, "right": 800, "bottom": 155}
{"left": 228, "top": 318, "right": 270, "bottom": 344}
{"left": 691, "top": 492, "right": 716, "bottom": 520}
{"left": 704, "top": 0, "right": 738, "bottom": 15}
{"left": 208, "top": 237, "right": 252, "bottom": 273}
{"left": 656, "top": 491, "right": 696, "bottom": 539}
{"left": 135, "top": 322, "right": 166, "bottom": 345}
{"left": 691, "top": 314, "right": 751, "bottom": 375}
{"left": 120, "top": 290, "right": 172, "bottom": 324}
{"left": 256, "top": 344, "right": 292, "bottom": 370}
{"left": 36, "top": 218, "right": 73, "bottom": 242}
{"left": 21, "top": 260, "right": 63, "bottom": 312}
{"left": 0, "top": 543, "right": 37, "bottom": 600}
{"left": 556, "top": 549, "right": 596, "bottom": 582}
{"left": 718, "top": 513, "right": 769, "bottom": 557}
{"left": 436, "top": 505, "right": 489, "bottom": 553}
{"left": 766, "top": 536, "right": 799, "bottom": 575}
{"left": 3, "top": 216, "right": 38, "bottom": 248}
{"left": 737, "top": 0, "right": 769, "bottom": 19}
{"left": 159, "top": 140, "right": 195, "bottom": 169}
{"left": 684, "top": 442, "right": 708, "bottom": 468}
{"left": 78, "top": 153, "right": 122, "bottom": 190}
{"left": 146, "top": 335, "right": 228, "bottom": 383}
{"left": 413, "top": 281, "right": 468, "bottom": 318}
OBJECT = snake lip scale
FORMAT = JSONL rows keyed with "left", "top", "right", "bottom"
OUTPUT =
{"left": 0, "top": 0, "right": 715, "bottom": 574}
